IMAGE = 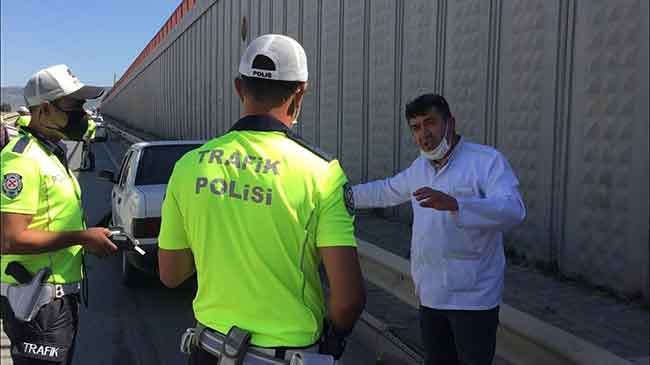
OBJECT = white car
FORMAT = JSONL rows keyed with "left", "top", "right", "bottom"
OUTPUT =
{"left": 98, "top": 140, "right": 204, "bottom": 285}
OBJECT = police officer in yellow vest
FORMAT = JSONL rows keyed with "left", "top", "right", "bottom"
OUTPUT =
{"left": 84, "top": 118, "right": 97, "bottom": 141}
{"left": 16, "top": 106, "right": 31, "bottom": 128}
{"left": 158, "top": 34, "right": 366, "bottom": 365}
{"left": 1, "top": 64, "right": 118, "bottom": 365}
{"left": 80, "top": 118, "right": 97, "bottom": 171}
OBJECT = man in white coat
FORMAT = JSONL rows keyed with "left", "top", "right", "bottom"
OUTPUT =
{"left": 353, "top": 94, "right": 526, "bottom": 365}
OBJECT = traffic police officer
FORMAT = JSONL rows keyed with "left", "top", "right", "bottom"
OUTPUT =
{"left": 158, "top": 34, "right": 366, "bottom": 364}
{"left": 16, "top": 106, "right": 31, "bottom": 128}
{"left": 1, "top": 64, "right": 118, "bottom": 365}
{"left": 84, "top": 118, "right": 97, "bottom": 141}
{"left": 80, "top": 118, "right": 97, "bottom": 170}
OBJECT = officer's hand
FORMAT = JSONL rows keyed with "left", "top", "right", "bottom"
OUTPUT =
{"left": 81, "top": 228, "right": 118, "bottom": 257}
{"left": 413, "top": 187, "right": 459, "bottom": 211}
{"left": 319, "top": 321, "right": 347, "bottom": 360}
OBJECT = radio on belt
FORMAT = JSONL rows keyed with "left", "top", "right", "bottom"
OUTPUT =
{"left": 108, "top": 227, "right": 145, "bottom": 256}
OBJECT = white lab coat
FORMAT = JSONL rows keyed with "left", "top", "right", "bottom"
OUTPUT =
{"left": 353, "top": 138, "right": 526, "bottom": 310}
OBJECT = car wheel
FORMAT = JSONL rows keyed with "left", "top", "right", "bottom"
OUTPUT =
{"left": 122, "top": 251, "right": 139, "bottom": 287}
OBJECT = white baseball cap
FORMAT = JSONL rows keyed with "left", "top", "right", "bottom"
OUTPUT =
{"left": 24, "top": 64, "right": 105, "bottom": 106}
{"left": 239, "top": 34, "right": 308, "bottom": 82}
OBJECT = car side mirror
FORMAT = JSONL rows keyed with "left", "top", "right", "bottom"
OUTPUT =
{"left": 97, "top": 170, "right": 117, "bottom": 184}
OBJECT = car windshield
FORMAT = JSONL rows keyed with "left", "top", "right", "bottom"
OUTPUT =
{"left": 135, "top": 144, "right": 201, "bottom": 185}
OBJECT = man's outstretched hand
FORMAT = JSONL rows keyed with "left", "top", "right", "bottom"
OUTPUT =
{"left": 413, "top": 187, "right": 458, "bottom": 211}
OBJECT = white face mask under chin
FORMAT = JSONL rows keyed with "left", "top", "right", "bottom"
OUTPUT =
{"left": 290, "top": 99, "right": 301, "bottom": 131}
{"left": 290, "top": 119, "right": 299, "bottom": 133}
{"left": 420, "top": 122, "right": 450, "bottom": 161}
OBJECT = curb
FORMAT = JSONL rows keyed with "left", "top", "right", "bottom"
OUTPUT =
{"left": 1, "top": 321, "right": 14, "bottom": 365}
{"left": 354, "top": 312, "right": 423, "bottom": 365}
{"left": 356, "top": 239, "right": 634, "bottom": 365}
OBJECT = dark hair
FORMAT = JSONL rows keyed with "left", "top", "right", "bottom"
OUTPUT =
{"left": 240, "top": 55, "right": 302, "bottom": 109}
{"left": 405, "top": 93, "right": 452, "bottom": 121}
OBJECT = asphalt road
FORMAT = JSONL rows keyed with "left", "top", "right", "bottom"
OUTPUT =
{"left": 66, "top": 138, "right": 376, "bottom": 364}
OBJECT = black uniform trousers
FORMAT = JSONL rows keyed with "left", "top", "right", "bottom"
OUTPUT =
{"left": 420, "top": 305, "right": 499, "bottom": 365}
{"left": 80, "top": 141, "right": 95, "bottom": 171}
{"left": 1, "top": 295, "right": 79, "bottom": 365}
{"left": 188, "top": 346, "right": 218, "bottom": 365}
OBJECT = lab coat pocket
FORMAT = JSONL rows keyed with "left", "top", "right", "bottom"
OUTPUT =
{"left": 442, "top": 254, "right": 480, "bottom": 292}
{"left": 451, "top": 185, "right": 485, "bottom": 254}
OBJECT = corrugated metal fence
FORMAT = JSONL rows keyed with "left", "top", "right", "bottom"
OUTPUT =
{"left": 100, "top": 0, "right": 649, "bottom": 301}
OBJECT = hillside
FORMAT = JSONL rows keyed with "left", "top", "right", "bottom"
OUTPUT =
{"left": 1, "top": 86, "right": 111, "bottom": 111}
{"left": 0, "top": 87, "right": 24, "bottom": 110}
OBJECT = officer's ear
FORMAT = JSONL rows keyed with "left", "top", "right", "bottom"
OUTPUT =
{"left": 234, "top": 77, "right": 244, "bottom": 103}
{"left": 29, "top": 103, "right": 48, "bottom": 124}
{"left": 40, "top": 102, "right": 55, "bottom": 117}
{"left": 293, "top": 82, "right": 308, "bottom": 106}
{"left": 297, "top": 81, "right": 308, "bottom": 94}
{"left": 287, "top": 82, "right": 307, "bottom": 119}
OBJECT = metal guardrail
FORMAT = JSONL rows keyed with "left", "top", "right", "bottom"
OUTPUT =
{"left": 105, "top": 123, "right": 144, "bottom": 144}
{"left": 356, "top": 239, "right": 634, "bottom": 365}
{"left": 0, "top": 112, "right": 19, "bottom": 122}
{"left": 1, "top": 113, "right": 20, "bottom": 139}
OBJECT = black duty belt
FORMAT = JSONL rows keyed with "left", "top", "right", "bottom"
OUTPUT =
{"left": 180, "top": 323, "right": 334, "bottom": 365}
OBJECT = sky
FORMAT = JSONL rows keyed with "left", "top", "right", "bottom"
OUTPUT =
{"left": 1, "top": 1, "right": 181, "bottom": 87}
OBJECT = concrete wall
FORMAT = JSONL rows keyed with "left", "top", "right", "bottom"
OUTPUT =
{"left": 101, "top": 0, "right": 649, "bottom": 301}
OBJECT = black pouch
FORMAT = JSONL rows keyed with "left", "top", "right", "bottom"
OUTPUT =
{"left": 219, "top": 326, "right": 252, "bottom": 365}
